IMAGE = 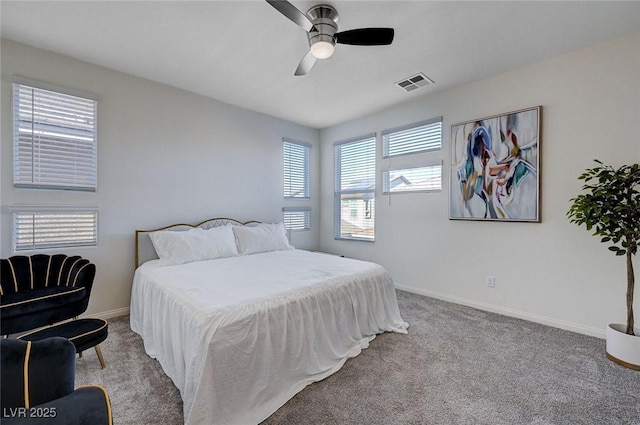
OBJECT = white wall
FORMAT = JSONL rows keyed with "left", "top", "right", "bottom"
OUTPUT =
{"left": 2, "top": 33, "right": 638, "bottom": 336}
{"left": 1, "top": 40, "right": 320, "bottom": 317}
{"left": 319, "top": 33, "right": 640, "bottom": 338}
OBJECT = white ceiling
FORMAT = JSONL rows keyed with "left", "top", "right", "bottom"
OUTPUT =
{"left": 2, "top": 1, "right": 639, "bottom": 129}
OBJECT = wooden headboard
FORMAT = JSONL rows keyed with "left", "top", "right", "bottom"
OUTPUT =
{"left": 134, "top": 217, "right": 260, "bottom": 268}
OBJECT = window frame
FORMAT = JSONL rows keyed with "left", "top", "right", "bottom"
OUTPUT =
{"left": 12, "top": 79, "right": 98, "bottom": 191}
{"left": 382, "top": 161, "right": 443, "bottom": 195}
{"left": 283, "top": 138, "right": 311, "bottom": 200}
{"left": 283, "top": 206, "right": 311, "bottom": 232}
{"left": 12, "top": 206, "right": 99, "bottom": 253}
{"left": 334, "top": 133, "right": 377, "bottom": 242}
{"left": 382, "top": 117, "right": 442, "bottom": 158}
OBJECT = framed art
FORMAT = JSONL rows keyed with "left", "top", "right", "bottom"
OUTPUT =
{"left": 450, "top": 106, "right": 541, "bottom": 222}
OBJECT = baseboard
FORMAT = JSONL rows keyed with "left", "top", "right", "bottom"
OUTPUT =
{"left": 395, "top": 284, "right": 606, "bottom": 339}
{"left": 82, "top": 307, "right": 130, "bottom": 320}
{"left": 78, "top": 288, "right": 606, "bottom": 339}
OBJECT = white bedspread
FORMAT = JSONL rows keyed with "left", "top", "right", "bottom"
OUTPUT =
{"left": 130, "top": 249, "right": 408, "bottom": 425}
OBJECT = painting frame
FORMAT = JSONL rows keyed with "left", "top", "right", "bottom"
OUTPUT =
{"left": 449, "top": 106, "right": 541, "bottom": 222}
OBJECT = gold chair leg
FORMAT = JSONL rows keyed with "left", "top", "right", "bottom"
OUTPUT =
{"left": 95, "top": 345, "right": 106, "bottom": 369}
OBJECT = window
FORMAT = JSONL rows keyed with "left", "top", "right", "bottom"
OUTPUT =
{"left": 334, "top": 134, "right": 376, "bottom": 241}
{"left": 382, "top": 117, "right": 442, "bottom": 158}
{"left": 13, "top": 82, "right": 97, "bottom": 191}
{"left": 283, "top": 138, "right": 311, "bottom": 231}
{"left": 13, "top": 208, "right": 98, "bottom": 252}
{"left": 283, "top": 139, "right": 310, "bottom": 199}
{"left": 382, "top": 163, "right": 442, "bottom": 194}
{"left": 283, "top": 207, "right": 311, "bottom": 231}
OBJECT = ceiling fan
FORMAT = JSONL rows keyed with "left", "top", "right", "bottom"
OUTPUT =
{"left": 266, "top": 0, "right": 395, "bottom": 76}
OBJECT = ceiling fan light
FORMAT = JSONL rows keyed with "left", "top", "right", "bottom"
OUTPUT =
{"left": 310, "top": 41, "right": 335, "bottom": 59}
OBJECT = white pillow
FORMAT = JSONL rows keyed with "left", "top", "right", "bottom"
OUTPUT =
{"left": 149, "top": 226, "right": 238, "bottom": 265}
{"left": 232, "top": 222, "right": 293, "bottom": 255}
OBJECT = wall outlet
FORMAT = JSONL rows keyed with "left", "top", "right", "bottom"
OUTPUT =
{"left": 486, "top": 275, "right": 496, "bottom": 288}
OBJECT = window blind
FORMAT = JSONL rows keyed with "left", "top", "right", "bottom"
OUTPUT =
{"left": 334, "top": 134, "right": 376, "bottom": 241}
{"left": 13, "top": 83, "right": 97, "bottom": 191}
{"left": 382, "top": 118, "right": 442, "bottom": 158}
{"left": 283, "top": 139, "right": 310, "bottom": 199}
{"left": 13, "top": 209, "right": 98, "bottom": 252}
{"left": 283, "top": 206, "right": 311, "bottom": 231}
{"left": 382, "top": 163, "right": 442, "bottom": 194}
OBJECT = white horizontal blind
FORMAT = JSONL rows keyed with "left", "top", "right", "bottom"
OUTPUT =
{"left": 13, "top": 209, "right": 98, "bottom": 252}
{"left": 283, "top": 207, "right": 311, "bottom": 231}
{"left": 13, "top": 83, "right": 97, "bottom": 191}
{"left": 283, "top": 139, "right": 310, "bottom": 199}
{"left": 382, "top": 118, "right": 442, "bottom": 158}
{"left": 383, "top": 163, "right": 442, "bottom": 194}
{"left": 334, "top": 134, "right": 376, "bottom": 241}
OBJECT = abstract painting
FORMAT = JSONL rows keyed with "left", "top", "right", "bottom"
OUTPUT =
{"left": 450, "top": 106, "right": 541, "bottom": 222}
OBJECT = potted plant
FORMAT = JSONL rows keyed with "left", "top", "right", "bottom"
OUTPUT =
{"left": 567, "top": 160, "right": 640, "bottom": 370}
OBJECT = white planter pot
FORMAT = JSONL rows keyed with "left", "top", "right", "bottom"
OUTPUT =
{"left": 606, "top": 323, "right": 640, "bottom": 370}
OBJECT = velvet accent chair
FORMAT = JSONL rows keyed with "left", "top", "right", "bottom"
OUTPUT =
{"left": 0, "top": 337, "right": 113, "bottom": 425}
{"left": 0, "top": 255, "right": 96, "bottom": 336}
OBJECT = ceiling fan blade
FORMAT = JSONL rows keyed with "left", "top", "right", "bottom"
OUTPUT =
{"left": 266, "top": 0, "right": 315, "bottom": 32}
{"left": 335, "top": 28, "right": 395, "bottom": 46}
{"left": 294, "top": 50, "right": 317, "bottom": 76}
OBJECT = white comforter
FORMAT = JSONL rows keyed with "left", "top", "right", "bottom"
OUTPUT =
{"left": 130, "top": 249, "right": 408, "bottom": 425}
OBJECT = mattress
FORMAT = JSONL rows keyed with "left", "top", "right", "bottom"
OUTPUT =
{"left": 130, "top": 249, "right": 408, "bottom": 425}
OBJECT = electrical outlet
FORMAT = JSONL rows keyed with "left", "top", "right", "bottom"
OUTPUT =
{"left": 486, "top": 275, "right": 496, "bottom": 288}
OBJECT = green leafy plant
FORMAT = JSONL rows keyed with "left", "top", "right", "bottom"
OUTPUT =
{"left": 567, "top": 160, "right": 640, "bottom": 335}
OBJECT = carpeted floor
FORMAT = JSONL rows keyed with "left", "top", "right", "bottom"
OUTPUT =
{"left": 75, "top": 291, "right": 640, "bottom": 425}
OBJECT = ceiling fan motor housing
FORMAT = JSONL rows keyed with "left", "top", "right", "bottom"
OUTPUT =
{"left": 306, "top": 4, "right": 339, "bottom": 56}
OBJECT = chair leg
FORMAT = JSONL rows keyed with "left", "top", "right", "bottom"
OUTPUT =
{"left": 79, "top": 351, "right": 83, "bottom": 358}
{"left": 95, "top": 345, "right": 106, "bottom": 369}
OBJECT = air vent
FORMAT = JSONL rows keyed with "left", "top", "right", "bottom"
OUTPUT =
{"left": 395, "top": 73, "right": 434, "bottom": 92}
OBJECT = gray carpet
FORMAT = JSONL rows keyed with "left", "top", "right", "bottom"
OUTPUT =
{"left": 75, "top": 291, "right": 640, "bottom": 424}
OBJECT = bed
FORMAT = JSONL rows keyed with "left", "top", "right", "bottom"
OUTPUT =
{"left": 130, "top": 218, "right": 408, "bottom": 425}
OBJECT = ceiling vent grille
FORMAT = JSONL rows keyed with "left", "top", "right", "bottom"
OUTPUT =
{"left": 395, "top": 73, "right": 434, "bottom": 92}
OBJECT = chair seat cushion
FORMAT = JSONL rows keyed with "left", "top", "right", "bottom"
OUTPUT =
{"left": 18, "top": 318, "right": 108, "bottom": 353}
{"left": 0, "top": 287, "right": 86, "bottom": 320}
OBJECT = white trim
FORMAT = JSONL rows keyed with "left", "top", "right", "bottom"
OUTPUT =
{"left": 12, "top": 76, "right": 100, "bottom": 101}
{"left": 81, "top": 307, "right": 129, "bottom": 320}
{"left": 282, "top": 137, "right": 312, "bottom": 149}
{"left": 395, "top": 284, "right": 605, "bottom": 339}
{"left": 333, "top": 132, "right": 376, "bottom": 147}
{"left": 10, "top": 205, "right": 99, "bottom": 212}
{"left": 381, "top": 116, "right": 442, "bottom": 137}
